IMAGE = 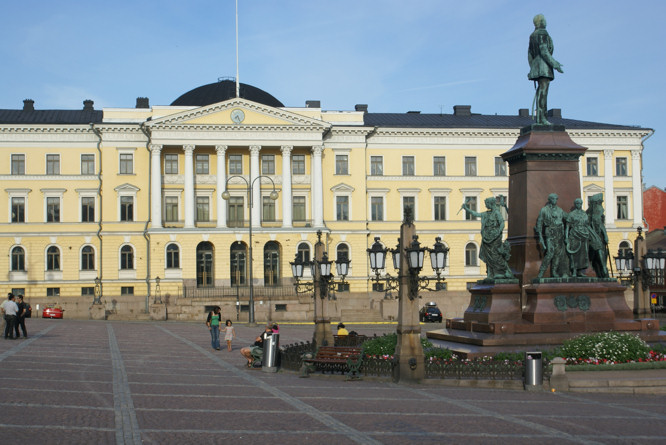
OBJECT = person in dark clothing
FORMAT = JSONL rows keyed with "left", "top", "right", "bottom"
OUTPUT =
{"left": 2, "top": 293, "right": 19, "bottom": 339}
{"left": 15, "top": 295, "right": 27, "bottom": 338}
{"left": 240, "top": 325, "right": 272, "bottom": 367}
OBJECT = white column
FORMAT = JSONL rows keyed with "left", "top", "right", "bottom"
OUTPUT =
{"left": 603, "top": 149, "right": 615, "bottom": 227}
{"left": 183, "top": 144, "right": 195, "bottom": 228}
{"left": 631, "top": 150, "right": 643, "bottom": 227}
{"left": 281, "top": 145, "right": 293, "bottom": 228}
{"left": 312, "top": 145, "right": 324, "bottom": 227}
{"left": 578, "top": 157, "right": 584, "bottom": 200}
{"left": 150, "top": 144, "right": 163, "bottom": 228}
{"left": 250, "top": 145, "right": 261, "bottom": 228}
{"left": 216, "top": 145, "right": 228, "bottom": 228}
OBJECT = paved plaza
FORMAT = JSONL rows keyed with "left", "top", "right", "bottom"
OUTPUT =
{"left": 1, "top": 319, "right": 665, "bottom": 444}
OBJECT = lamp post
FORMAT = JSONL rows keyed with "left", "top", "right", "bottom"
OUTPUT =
{"left": 366, "top": 209, "right": 448, "bottom": 383}
{"left": 93, "top": 276, "right": 102, "bottom": 305}
{"left": 291, "top": 230, "right": 350, "bottom": 347}
{"left": 222, "top": 175, "right": 279, "bottom": 325}
{"left": 154, "top": 276, "right": 162, "bottom": 304}
{"left": 614, "top": 227, "right": 666, "bottom": 316}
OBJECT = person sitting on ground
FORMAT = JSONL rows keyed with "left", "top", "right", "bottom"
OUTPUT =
{"left": 240, "top": 325, "right": 273, "bottom": 368}
{"left": 337, "top": 323, "right": 349, "bottom": 336}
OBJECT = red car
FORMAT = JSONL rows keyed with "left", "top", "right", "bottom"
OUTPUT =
{"left": 42, "top": 307, "right": 64, "bottom": 319}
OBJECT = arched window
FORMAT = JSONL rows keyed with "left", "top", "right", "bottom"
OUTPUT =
{"left": 297, "top": 242, "right": 311, "bottom": 263}
{"left": 47, "top": 246, "right": 60, "bottom": 271}
{"left": 618, "top": 240, "right": 632, "bottom": 256}
{"left": 120, "top": 245, "right": 134, "bottom": 270}
{"left": 81, "top": 245, "right": 95, "bottom": 270}
{"left": 11, "top": 246, "right": 25, "bottom": 271}
{"left": 166, "top": 243, "right": 180, "bottom": 269}
{"left": 264, "top": 241, "right": 280, "bottom": 286}
{"left": 465, "top": 243, "right": 478, "bottom": 267}
{"left": 337, "top": 244, "right": 350, "bottom": 262}
{"left": 230, "top": 242, "right": 246, "bottom": 286}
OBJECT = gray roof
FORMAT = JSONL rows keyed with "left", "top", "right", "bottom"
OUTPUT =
{"left": 363, "top": 112, "right": 645, "bottom": 131}
{"left": 0, "top": 109, "right": 102, "bottom": 125}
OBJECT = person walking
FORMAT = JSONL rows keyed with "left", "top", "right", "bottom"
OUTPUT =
{"left": 2, "top": 293, "right": 19, "bottom": 340}
{"left": 205, "top": 306, "right": 222, "bottom": 351}
{"left": 14, "top": 295, "right": 28, "bottom": 338}
{"left": 222, "top": 319, "right": 235, "bottom": 351}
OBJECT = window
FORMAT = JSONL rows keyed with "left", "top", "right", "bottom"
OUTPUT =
{"left": 433, "top": 156, "right": 446, "bottom": 176}
{"left": 81, "top": 245, "right": 95, "bottom": 270}
{"left": 494, "top": 157, "right": 507, "bottom": 176}
{"left": 46, "top": 154, "right": 60, "bottom": 175}
{"left": 11, "top": 154, "right": 25, "bottom": 175}
{"left": 81, "top": 197, "right": 95, "bottom": 222}
{"left": 121, "top": 287, "right": 134, "bottom": 296}
{"left": 195, "top": 154, "right": 209, "bottom": 174}
{"left": 371, "top": 197, "right": 384, "bottom": 221}
{"left": 11, "top": 246, "right": 25, "bottom": 271}
{"left": 262, "top": 196, "right": 276, "bottom": 222}
{"left": 465, "top": 197, "right": 478, "bottom": 220}
{"left": 120, "top": 196, "right": 134, "bottom": 221}
{"left": 403, "top": 196, "right": 415, "bottom": 219}
{"left": 586, "top": 158, "right": 598, "bottom": 176}
{"left": 434, "top": 196, "right": 446, "bottom": 221}
{"left": 370, "top": 156, "right": 383, "bottom": 176}
{"left": 119, "top": 153, "right": 133, "bottom": 174}
{"left": 296, "top": 243, "right": 310, "bottom": 263}
{"left": 47, "top": 246, "right": 60, "bottom": 271}
{"left": 165, "top": 197, "right": 178, "bottom": 222}
{"left": 229, "top": 154, "right": 242, "bottom": 174}
{"left": 292, "top": 155, "right": 305, "bottom": 175}
{"left": 618, "top": 240, "right": 631, "bottom": 256}
{"left": 275, "top": 304, "right": 287, "bottom": 312}
{"left": 293, "top": 196, "right": 306, "bottom": 222}
{"left": 616, "top": 157, "right": 627, "bottom": 176}
{"left": 81, "top": 154, "right": 95, "bottom": 175}
{"left": 262, "top": 155, "right": 275, "bottom": 175}
{"left": 47, "top": 197, "right": 60, "bottom": 222}
{"left": 336, "top": 196, "right": 349, "bottom": 221}
{"left": 120, "top": 245, "right": 134, "bottom": 270}
{"left": 165, "top": 154, "right": 178, "bottom": 174}
{"left": 228, "top": 196, "right": 244, "bottom": 227}
{"left": 196, "top": 197, "right": 210, "bottom": 222}
{"left": 465, "top": 243, "right": 478, "bottom": 266}
{"left": 11, "top": 288, "right": 25, "bottom": 297}
{"left": 81, "top": 287, "right": 94, "bottom": 297}
{"left": 465, "top": 157, "right": 477, "bottom": 176}
{"left": 47, "top": 288, "right": 60, "bottom": 297}
{"left": 616, "top": 196, "right": 629, "bottom": 219}
{"left": 402, "top": 156, "right": 415, "bottom": 176}
{"left": 166, "top": 243, "right": 180, "bottom": 269}
{"left": 335, "top": 155, "right": 348, "bottom": 175}
{"left": 11, "top": 197, "right": 25, "bottom": 223}
{"left": 337, "top": 244, "right": 350, "bottom": 262}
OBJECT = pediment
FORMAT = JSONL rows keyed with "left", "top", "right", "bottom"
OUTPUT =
{"left": 114, "top": 183, "right": 140, "bottom": 192}
{"left": 331, "top": 183, "right": 355, "bottom": 193}
{"left": 583, "top": 184, "right": 604, "bottom": 193}
{"left": 146, "top": 98, "right": 330, "bottom": 130}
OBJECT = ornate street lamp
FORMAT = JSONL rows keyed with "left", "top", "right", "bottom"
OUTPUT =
{"left": 222, "top": 175, "right": 279, "bottom": 325}
{"left": 290, "top": 239, "right": 350, "bottom": 299}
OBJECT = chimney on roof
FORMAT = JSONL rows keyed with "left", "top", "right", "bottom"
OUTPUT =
{"left": 453, "top": 105, "right": 471, "bottom": 116}
{"left": 547, "top": 108, "right": 562, "bottom": 119}
{"left": 407, "top": 111, "right": 421, "bottom": 114}
{"left": 136, "top": 97, "right": 150, "bottom": 109}
{"left": 83, "top": 100, "right": 94, "bottom": 111}
{"left": 305, "top": 100, "right": 320, "bottom": 108}
{"left": 355, "top": 104, "right": 368, "bottom": 113}
{"left": 23, "top": 99, "right": 34, "bottom": 111}
{"left": 518, "top": 108, "right": 529, "bottom": 117}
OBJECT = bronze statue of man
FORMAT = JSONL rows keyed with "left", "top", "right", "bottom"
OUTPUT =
{"left": 528, "top": 14, "right": 564, "bottom": 125}
{"left": 536, "top": 193, "right": 568, "bottom": 279}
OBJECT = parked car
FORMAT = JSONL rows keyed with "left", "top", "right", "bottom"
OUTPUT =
{"left": 419, "top": 302, "right": 442, "bottom": 323}
{"left": 42, "top": 307, "right": 64, "bottom": 319}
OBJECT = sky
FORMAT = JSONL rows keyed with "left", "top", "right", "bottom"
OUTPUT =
{"left": 0, "top": 0, "right": 664, "bottom": 188}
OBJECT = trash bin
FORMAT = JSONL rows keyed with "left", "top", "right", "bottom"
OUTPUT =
{"left": 262, "top": 333, "right": 279, "bottom": 373}
{"left": 524, "top": 351, "right": 543, "bottom": 388}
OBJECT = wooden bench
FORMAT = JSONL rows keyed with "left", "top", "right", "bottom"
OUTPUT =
{"left": 301, "top": 346, "right": 363, "bottom": 378}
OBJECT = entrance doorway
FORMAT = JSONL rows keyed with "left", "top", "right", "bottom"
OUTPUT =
{"left": 230, "top": 241, "right": 247, "bottom": 286}
{"left": 196, "top": 242, "right": 214, "bottom": 288}
{"left": 264, "top": 241, "right": 280, "bottom": 286}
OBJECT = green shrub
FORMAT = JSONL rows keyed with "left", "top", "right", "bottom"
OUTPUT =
{"left": 559, "top": 332, "right": 651, "bottom": 364}
{"left": 362, "top": 333, "right": 453, "bottom": 360}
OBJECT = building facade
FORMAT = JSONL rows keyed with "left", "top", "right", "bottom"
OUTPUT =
{"left": 0, "top": 81, "right": 652, "bottom": 317}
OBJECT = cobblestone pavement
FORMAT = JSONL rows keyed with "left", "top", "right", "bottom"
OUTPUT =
{"left": 1, "top": 319, "right": 665, "bottom": 444}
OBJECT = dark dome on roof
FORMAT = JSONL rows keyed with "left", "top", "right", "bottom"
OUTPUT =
{"left": 171, "top": 79, "right": 284, "bottom": 107}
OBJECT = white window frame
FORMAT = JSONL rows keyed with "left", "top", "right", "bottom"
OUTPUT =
{"left": 261, "top": 191, "right": 279, "bottom": 222}
{"left": 460, "top": 188, "right": 483, "bottom": 221}
{"left": 370, "top": 155, "right": 384, "bottom": 176}
{"left": 195, "top": 189, "right": 214, "bottom": 223}
{"left": 44, "top": 243, "right": 63, "bottom": 281}
{"left": 118, "top": 243, "right": 137, "bottom": 280}
{"left": 117, "top": 147, "right": 136, "bottom": 175}
{"left": 76, "top": 188, "right": 98, "bottom": 223}
{"left": 163, "top": 190, "right": 181, "bottom": 223}
{"left": 398, "top": 188, "right": 420, "bottom": 221}
{"left": 45, "top": 153, "right": 60, "bottom": 175}
{"left": 430, "top": 188, "right": 451, "bottom": 221}
{"left": 6, "top": 188, "right": 31, "bottom": 223}
{"left": 368, "top": 188, "right": 389, "bottom": 222}
{"left": 585, "top": 156, "right": 599, "bottom": 177}
{"left": 80, "top": 153, "right": 96, "bottom": 175}
{"left": 292, "top": 194, "right": 309, "bottom": 222}
{"left": 41, "top": 188, "right": 66, "bottom": 223}
{"left": 114, "top": 184, "right": 140, "bottom": 222}
{"left": 11, "top": 153, "right": 26, "bottom": 175}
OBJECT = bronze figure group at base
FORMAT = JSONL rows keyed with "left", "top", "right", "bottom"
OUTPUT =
{"left": 536, "top": 193, "right": 609, "bottom": 280}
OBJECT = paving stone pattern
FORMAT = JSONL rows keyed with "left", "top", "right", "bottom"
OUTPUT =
{"left": 1, "top": 319, "right": 665, "bottom": 444}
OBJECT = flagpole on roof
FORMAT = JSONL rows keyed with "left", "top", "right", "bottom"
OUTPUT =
{"left": 235, "top": 0, "right": 240, "bottom": 98}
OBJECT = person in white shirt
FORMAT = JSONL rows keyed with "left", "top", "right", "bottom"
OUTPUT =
{"left": 2, "top": 293, "right": 19, "bottom": 340}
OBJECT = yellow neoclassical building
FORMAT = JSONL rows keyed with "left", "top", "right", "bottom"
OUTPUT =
{"left": 0, "top": 80, "right": 651, "bottom": 320}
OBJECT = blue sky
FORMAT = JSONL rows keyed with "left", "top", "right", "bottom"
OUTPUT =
{"left": 1, "top": 0, "right": 664, "bottom": 188}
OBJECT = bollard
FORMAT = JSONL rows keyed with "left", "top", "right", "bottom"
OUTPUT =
{"left": 524, "top": 351, "right": 543, "bottom": 390}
